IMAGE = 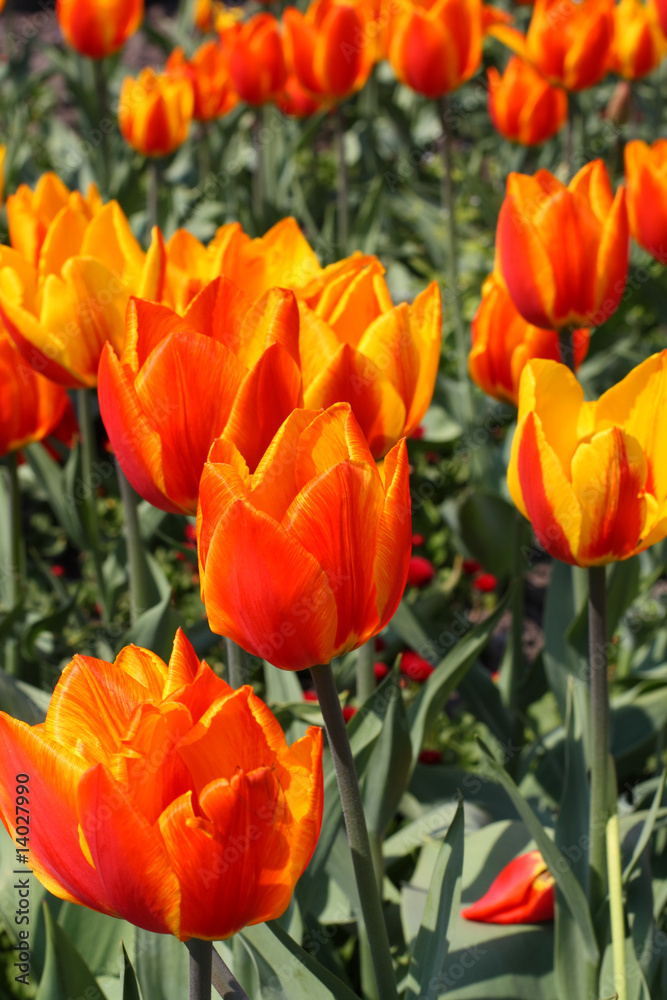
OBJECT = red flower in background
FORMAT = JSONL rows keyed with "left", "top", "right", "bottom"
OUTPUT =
{"left": 462, "top": 850, "right": 555, "bottom": 923}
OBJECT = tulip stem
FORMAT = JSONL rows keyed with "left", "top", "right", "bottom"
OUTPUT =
{"left": 336, "top": 106, "right": 349, "bottom": 253}
{"left": 211, "top": 946, "right": 251, "bottom": 1000}
{"left": 252, "top": 115, "right": 264, "bottom": 231}
{"left": 3, "top": 453, "right": 23, "bottom": 676}
{"left": 588, "top": 564, "right": 610, "bottom": 921}
{"left": 187, "top": 939, "right": 212, "bottom": 1000}
{"left": 356, "top": 639, "right": 376, "bottom": 704}
{"left": 310, "top": 662, "right": 398, "bottom": 1000}
{"left": 116, "top": 464, "right": 161, "bottom": 621}
{"left": 558, "top": 326, "right": 577, "bottom": 373}
{"left": 93, "top": 58, "right": 111, "bottom": 196}
{"left": 437, "top": 95, "right": 472, "bottom": 424}
{"left": 77, "top": 390, "right": 110, "bottom": 623}
{"left": 606, "top": 810, "right": 627, "bottom": 1000}
{"left": 225, "top": 638, "right": 249, "bottom": 688}
{"left": 147, "top": 161, "right": 159, "bottom": 232}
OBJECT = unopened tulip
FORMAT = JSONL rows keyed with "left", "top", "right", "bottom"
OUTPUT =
{"left": 0, "top": 331, "right": 70, "bottom": 457}
{"left": 6, "top": 173, "right": 102, "bottom": 267}
{"left": 496, "top": 160, "right": 628, "bottom": 330}
{"left": 490, "top": 0, "right": 614, "bottom": 91}
{"left": 197, "top": 403, "right": 412, "bottom": 671}
{"left": 508, "top": 352, "right": 667, "bottom": 566}
{"left": 0, "top": 629, "right": 323, "bottom": 940}
{"left": 624, "top": 139, "right": 667, "bottom": 262}
{"left": 229, "top": 13, "right": 286, "bottom": 105}
{"left": 487, "top": 57, "right": 567, "bottom": 146}
{"left": 56, "top": 0, "right": 143, "bottom": 58}
{"left": 388, "top": 0, "right": 484, "bottom": 98}
{"left": 166, "top": 40, "right": 238, "bottom": 121}
{"left": 119, "top": 68, "right": 194, "bottom": 157}
{"left": 469, "top": 273, "right": 589, "bottom": 405}
{"left": 610, "top": 0, "right": 666, "bottom": 79}
{"left": 98, "top": 277, "right": 302, "bottom": 514}
{"left": 283, "top": 0, "right": 373, "bottom": 103}
{"left": 462, "top": 851, "right": 555, "bottom": 923}
{"left": 0, "top": 201, "right": 164, "bottom": 388}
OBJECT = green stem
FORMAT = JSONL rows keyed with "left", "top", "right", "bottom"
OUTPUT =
{"left": 499, "top": 511, "right": 525, "bottom": 764}
{"left": 310, "top": 662, "right": 398, "bottom": 1000}
{"left": 186, "top": 940, "right": 212, "bottom": 1000}
{"left": 437, "top": 95, "right": 472, "bottom": 424}
{"left": 588, "top": 564, "right": 610, "bottom": 918}
{"left": 77, "top": 390, "right": 109, "bottom": 623}
{"left": 606, "top": 810, "right": 627, "bottom": 1000}
{"left": 3, "top": 453, "right": 23, "bottom": 676}
{"left": 558, "top": 326, "right": 578, "bottom": 373}
{"left": 147, "top": 160, "right": 159, "bottom": 232}
{"left": 211, "top": 946, "right": 250, "bottom": 1000}
{"left": 252, "top": 114, "right": 263, "bottom": 232}
{"left": 93, "top": 58, "right": 111, "bottom": 196}
{"left": 336, "top": 105, "right": 349, "bottom": 254}
{"left": 356, "top": 639, "right": 376, "bottom": 704}
{"left": 225, "top": 638, "right": 249, "bottom": 689}
{"left": 116, "top": 465, "right": 160, "bottom": 621}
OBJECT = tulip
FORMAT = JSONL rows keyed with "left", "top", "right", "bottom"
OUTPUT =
{"left": 0, "top": 330, "right": 70, "bottom": 458}
{"left": 610, "top": 0, "right": 666, "bottom": 79}
{"left": 656, "top": 0, "right": 667, "bottom": 34}
{"left": 496, "top": 160, "right": 628, "bottom": 331}
{"left": 387, "top": 0, "right": 484, "bottom": 98}
{"left": 624, "top": 139, "right": 667, "bottom": 263}
{"left": 283, "top": 0, "right": 373, "bottom": 103}
{"left": 462, "top": 851, "right": 555, "bottom": 923}
{"left": 469, "top": 273, "right": 589, "bottom": 406}
{"left": 490, "top": 0, "right": 614, "bottom": 91}
{"left": 0, "top": 629, "right": 323, "bottom": 939}
{"left": 487, "top": 57, "right": 568, "bottom": 146}
{"left": 508, "top": 352, "right": 667, "bottom": 566}
{"left": 229, "top": 13, "right": 286, "bottom": 105}
{"left": 119, "top": 68, "right": 194, "bottom": 157}
{"left": 166, "top": 39, "right": 238, "bottom": 121}
{"left": 98, "top": 276, "right": 302, "bottom": 514}
{"left": 56, "top": 0, "right": 143, "bottom": 58}
{"left": 278, "top": 75, "right": 325, "bottom": 117}
{"left": 6, "top": 173, "right": 102, "bottom": 268}
{"left": 197, "top": 403, "right": 411, "bottom": 671}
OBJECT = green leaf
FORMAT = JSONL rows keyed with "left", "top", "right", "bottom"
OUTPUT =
{"left": 240, "top": 920, "right": 360, "bottom": 1000}
{"left": 57, "top": 902, "right": 133, "bottom": 979}
{"left": 120, "top": 943, "right": 143, "bottom": 1000}
{"left": 363, "top": 668, "right": 413, "bottom": 838}
{"left": 36, "top": 902, "right": 108, "bottom": 1000}
{"left": 122, "top": 590, "right": 175, "bottom": 660}
{"left": 458, "top": 490, "right": 517, "bottom": 578}
{"left": 543, "top": 561, "right": 585, "bottom": 720}
{"left": 20, "top": 596, "right": 78, "bottom": 662}
{"left": 567, "top": 558, "right": 641, "bottom": 659}
{"left": 623, "top": 767, "right": 667, "bottom": 885}
{"left": 477, "top": 737, "right": 599, "bottom": 964}
{"left": 134, "top": 930, "right": 188, "bottom": 1000}
{"left": 25, "top": 442, "right": 86, "bottom": 551}
{"left": 404, "top": 797, "right": 464, "bottom": 1000}
{"left": 0, "top": 667, "right": 49, "bottom": 723}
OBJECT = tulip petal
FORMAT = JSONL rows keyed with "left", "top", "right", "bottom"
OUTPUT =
{"left": 249, "top": 408, "right": 320, "bottom": 521}
{"left": 374, "top": 439, "right": 412, "bottom": 624}
{"left": 462, "top": 851, "right": 555, "bottom": 924}
{"left": 197, "top": 461, "right": 250, "bottom": 572}
{"left": 38, "top": 206, "right": 88, "bottom": 280}
{"left": 236, "top": 287, "right": 300, "bottom": 370}
{"left": 294, "top": 401, "right": 376, "bottom": 487}
{"left": 298, "top": 302, "right": 342, "bottom": 389}
{"left": 164, "top": 627, "right": 212, "bottom": 697}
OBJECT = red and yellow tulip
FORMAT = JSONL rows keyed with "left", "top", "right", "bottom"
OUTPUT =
{"left": 229, "top": 13, "right": 286, "bottom": 105}
{"left": 495, "top": 160, "right": 628, "bottom": 330}
{"left": 462, "top": 851, "right": 555, "bottom": 923}
{"left": 166, "top": 39, "right": 238, "bottom": 122}
{"left": 119, "top": 68, "right": 194, "bottom": 157}
{"left": 469, "top": 273, "right": 589, "bottom": 406}
{"left": 98, "top": 276, "right": 302, "bottom": 514}
{"left": 56, "top": 0, "right": 143, "bottom": 58}
{"left": 487, "top": 57, "right": 568, "bottom": 146}
{"left": 624, "top": 139, "right": 667, "bottom": 262}
{"left": 508, "top": 352, "right": 667, "bottom": 566}
{"left": 0, "top": 629, "right": 323, "bottom": 939}
{"left": 0, "top": 331, "right": 70, "bottom": 458}
{"left": 197, "top": 403, "right": 412, "bottom": 671}
{"left": 610, "top": 0, "right": 666, "bottom": 79}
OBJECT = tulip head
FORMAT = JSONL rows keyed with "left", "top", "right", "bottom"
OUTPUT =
{"left": 508, "top": 352, "right": 667, "bottom": 566}
{"left": 469, "top": 273, "right": 589, "bottom": 405}
{"left": 487, "top": 57, "right": 567, "bottom": 146}
{"left": 56, "top": 0, "right": 143, "bottom": 58}
{"left": 388, "top": 0, "right": 484, "bottom": 98}
{"left": 229, "top": 13, "right": 287, "bottom": 105}
{"left": 462, "top": 850, "right": 555, "bottom": 923}
{"left": 0, "top": 629, "right": 323, "bottom": 939}
{"left": 0, "top": 330, "right": 70, "bottom": 457}
{"left": 6, "top": 173, "right": 102, "bottom": 268}
{"left": 119, "top": 68, "right": 194, "bottom": 157}
{"left": 166, "top": 40, "right": 238, "bottom": 121}
{"left": 98, "top": 276, "right": 303, "bottom": 514}
{"left": 197, "top": 403, "right": 412, "bottom": 671}
{"left": 624, "top": 139, "right": 667, "bottom": 262}
{"left": 496, "top": 160, "right": 628, "bottom": 330}
{"left": 610, "top": 0, "right": 666, "bottom": 79}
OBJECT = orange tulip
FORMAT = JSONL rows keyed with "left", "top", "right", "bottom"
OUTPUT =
{"left": 655, "top": 0, "right": 667, "bottom": 34}
{"left": 624, "top": 139, "right": 667, "bottom": 262}
{"left": 283, "top": 0, "right": 373, "bottom": 103}
{"left": 0, "top": 629, "right": 323, "bottom": 940}
{"left": 119, "top": 68, "right": 194, "bottom": 157}
{"left": 0, "top": 330, "right": 70, "bottom": 457}
{"left": 56, "top": 0, "right": 143, "bottom": 58}
{"left": 387, "top": 0, "right": 484, "bottom": 98}
{"left": 229, "top": 13, "right": 286, "bottom": 105}
{"left": 490, "top": 0, "right": 614, "bottom": 91}
{"left": 98, "top": 276, "right": 302, "bottom": 514}
{"left": 166, "top": 41, "right": 238, "bottom": 121}
{"left": 6, "top": 173, "right": 102, "bottom": 268}
{"left": 197, "top": 403, "right": 411, "bottom": 671}
{"left": 0, "top": 201, "right": 165, "bottom": 388}
{"left": 462, "top": 851, "right": 555, "bottom": 923}
{"left": 278, "top": 75, "right": 325, "bottom": 117}
{"left": 508, "top": 352, "right": 667, "bottom": 566}
{"left": 610, "top": 0, "right": 666, "bottom": 78}
{"left": 469, "top": 273, "right": 589, "bottom": 405}
{"left": 496, "top": 160, "right": 628, "bottom": 330}
{"left": 487, "top": 57, "right": 568, "bottom": 146}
